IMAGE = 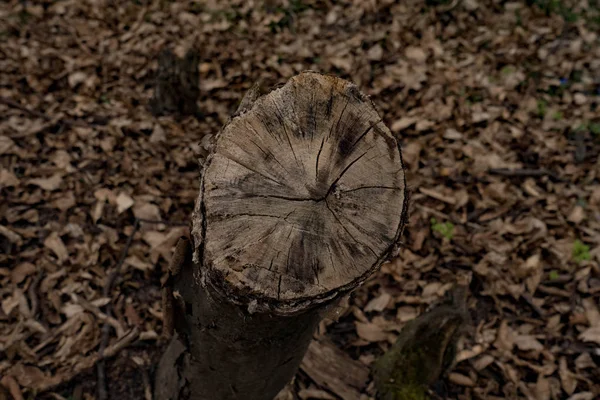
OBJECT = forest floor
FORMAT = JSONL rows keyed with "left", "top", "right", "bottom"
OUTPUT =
{"left": 1, "top": 0, "right": 600, "bottom": 399}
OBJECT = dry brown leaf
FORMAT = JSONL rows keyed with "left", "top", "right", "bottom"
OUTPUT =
{"left": 404, "top": 46, "right": 427, "bottom": 63}
{"left": 0, "top": 135, "right": 15, "bottom": 155}
{"left": 514, "top": 334, "right": 544, "bottom": 351}
{"left": 396, "top": 306, "right": 419, "bottom": 322}
{"left": 443, "top": 128, "right": 463, "bottom": 140}
{"left": 574, "top": 353, "right": 596, "bottom": 370}
{"left": 559, "top": 357, "right": 577, "bottom": 395}
{"left": 116, "top": 192, "right": 135, "bottom": 214}
{"left": 125, "top": 255, "right": 153, "bottom": 272}
{"left": 578, "top": 326, "right": 600, "bottom": 344}
{"left": 494, "top": 320, "right": 515, "bottom": 351}
{"left": 0, "top": 375, "right": 23, "bottom": 400}
{"left": 582, "top": 298, "right": 600, "bottom": 327}
{"left": 0, "top": 168, "right": 19, "bottom": 188}
{"left": 566, "top": 392, "right": 595, "bottom": 400}
{"left": 367, "top": 44, "right": 383, "bottom": 61}
{"left": 0, "top": 225, "right": 23, "bottom": 245}
{"left": 11, "top": 262, "right": 36, "bottom": 284}
{"left": 150, "top": 124, "right": 167, "bottom": 143}
{"left": 364, "top": 292, "right": 391, "bottom": 312}
{"left": 448, "top": 372, "right": 475, "bottom": 387}
{"left": 133, "top": 202, "right": 162, "bottom": 221}
{"left": 28, "top": 174, "right": 63, "bottom": 191}
{"left": 43, "top": 232, "right": 69, "bottom": 263}
{"left": 390, "top": 117, "right": 417, "bottom": 132}
{"left": 92, "top": 200, "right": 105, "bottom": 223}
{"left": 9, "top": 364, "right": 48, "bottom": 388}
{"left": 472, "top": 354, "right": 495, "bottom": 371}
{"left": 567, "top": 206, "right": 585, "bottom": 224}
{"left": 534, "top": 374, "right": 550, "bottom": 400}
{"left": 1, "top": 295, "right": 19, "bottom": 316}
{"left": 355, "top": 321, "right": 387, "bottom": 342}
{"left": 421, "top": 282, "right": 442, "bottom": 298}
{"left": 298, "top": 387, "right": 336, "bottom": 400}
{"left": 456, "top": 344, "right": 485, "bottom": 363}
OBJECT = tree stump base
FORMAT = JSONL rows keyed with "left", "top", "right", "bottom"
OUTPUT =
{"left": 155, "top": 72, "right": 407, "bottom": 400}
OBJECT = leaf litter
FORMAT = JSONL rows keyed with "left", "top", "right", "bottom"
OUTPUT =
{"left": 1, "top": 0, "right": 600, "bottom": 399}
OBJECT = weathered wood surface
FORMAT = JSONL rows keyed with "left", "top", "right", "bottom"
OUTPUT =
{"left": 192, "top": 71, "right": 407, "bottom": 312}
{"left": 156, "top": 71, "right": 407, "bottom": 400}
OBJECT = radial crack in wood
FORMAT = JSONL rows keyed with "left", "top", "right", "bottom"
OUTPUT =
{"left": 192, "top": 71, "right": 407, "bottom": 312}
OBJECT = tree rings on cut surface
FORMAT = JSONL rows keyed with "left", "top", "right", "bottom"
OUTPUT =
{"left": 192, "top": 71, "right": 407, "bottom": 312}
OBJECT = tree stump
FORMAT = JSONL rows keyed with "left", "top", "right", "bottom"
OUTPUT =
{"left": 155, "top": 72, "right": 408, "bottom": 400}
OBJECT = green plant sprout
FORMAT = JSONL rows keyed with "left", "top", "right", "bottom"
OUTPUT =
{"left": 537, "top": 99, "right": 547, "bottom": 117}
{"left": 430, "top": 218, "right": 454, "bottom": 240}
{"left": 573, "top": 239, "right": 590, "bottom": 263}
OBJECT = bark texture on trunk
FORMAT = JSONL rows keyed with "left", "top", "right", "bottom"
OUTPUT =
{"left": 155, "top": 71, "right": 408, "bottom": 400}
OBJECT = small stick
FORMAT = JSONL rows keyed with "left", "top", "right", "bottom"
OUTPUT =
{"left": 28, "top": 272, "right": 44, "bottom": 318}
{"left": 97, "top": 218, "right": 187, "bottom": 399}
{"left": 97, "top": 219, "right": 140, "bottom": 400}
{"left": 0, "top": 96, "right": 52, "bottom": 122}
{"left": 488, "top": 168, "right": 565, "bottom": 181}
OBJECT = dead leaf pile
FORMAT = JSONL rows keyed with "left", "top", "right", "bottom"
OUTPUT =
{"left": 1, "top": 0, "right": 599, "bottom": 399}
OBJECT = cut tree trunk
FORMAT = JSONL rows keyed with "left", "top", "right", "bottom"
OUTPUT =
{"left": 155, "top": 71, "right": 408, "bottom": 400}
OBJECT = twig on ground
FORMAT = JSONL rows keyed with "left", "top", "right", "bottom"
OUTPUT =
{"left": 96, "top": 217, "right": 188, "bottom": 399}
{"left": 520, "top": 293, "right": 546, "bottom": 317}
{"left": 97, "top": 219, "right": 141, "bottom": 400}
{"left": 488, "top": 168, "right": 565, "bottom": 181}
{"left": 0, "top": 96, "right": 53, "bottom": 122}
{"left": 28, "top": 272, "right": 44, "bottom": 318}
{"left": 25, "top": 327, "right": 141, "bottom": 393}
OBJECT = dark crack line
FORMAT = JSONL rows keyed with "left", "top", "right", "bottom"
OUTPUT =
{"left": 224, "top": 219, "right": 283, "bottom": 256}
{"left": 326, "top": 150, "right": 368, "bottom": 197}
{"left": 334, "top": 210, "right": 379, "bottom": 258}
{"left": 323, "top": 96, "right": 351, "bottom": 179}
{"left": 277, "top": 275, "right": 283, "bottom": 300}
{"left": 312, "top": 257, "right": 320, "bottom": 285}
{"left": 328, "top": 95, "right": 350, "bottom": 141}
{"left": 310, "top": 89, "right": 317, "bottom": 141}
{"left": 221, "top": 153, "right": 286, "bottom": 187}
{"left": 341, "top": 185, "right": 401, "bottom": 193}
{"left": 289, "top": 95, "right": 307, "bottom": 140}
{"left": 247, "top": 137, "right": 269, "bottom": 157}
{"left": 226, "top": 212, "right": 284, "bottom": 219}
{"left": 326, "top": 244, "right": 337, "bottom": 275}
{"left": 269, "top": 252, "right": 280, "bottom": 271}
{"left": 247, "top": 137, "right": 292, "bottom": 177}
{"left": 325, "top": 199, "right": 360, "bottom": 246}
{"left": 274, "top": 102, "right": 302, "bottom": 170}
{"left": 248, "top": 193, "right": 325, "bottom": 203}
{"left": 250, "top": 113, "right": 282, "bottom": 145}
{"left": 315, "top": 135, "right": 326, "bottom": 180}
{"left": 347, "top": 118, "right": 382, "bottom": 155}
{"left": 286, "top": 246, "right": 293, "bottom": 275}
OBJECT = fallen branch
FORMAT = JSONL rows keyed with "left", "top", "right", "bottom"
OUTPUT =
{"left": 488, "top": 168, "right": 564, "bottom": 181}
{"left": 7, "top": 327, "right": 140, "bottom": 394}
{"left": 97, "top": 219, "right": 140, "bottom": 400}
{"left": 97, "top": 217, "right": 182, "bottom": 399}
{"left": 373, "top": 286, "right": 470, "bottom": 400}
